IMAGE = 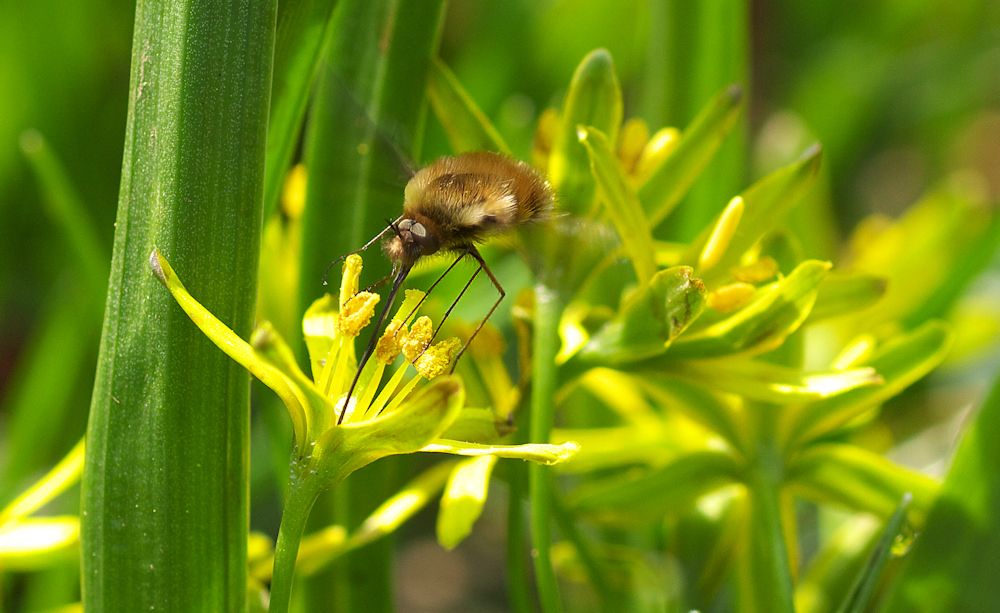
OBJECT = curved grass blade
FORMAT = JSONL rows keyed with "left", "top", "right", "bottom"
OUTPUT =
{"left": 638, "top": 84, "right": 744, "bottom": 226}
{"left": 835, "top": 494, "right": 912, "bottom": 613}
{"left": 579, "top": 125, "right": 657, "bottom": 284}
{"left": 262, "top": 0, "right": 340, "bottom": 221}
{"left": 428, "top": 57, "right": 512, "bottom": 155}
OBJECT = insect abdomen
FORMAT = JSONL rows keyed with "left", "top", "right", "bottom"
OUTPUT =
{"left": 402, "top": 151, "right": 552, "bottom": 249}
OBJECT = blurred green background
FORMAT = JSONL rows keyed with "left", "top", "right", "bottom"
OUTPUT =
{"left": 1, "top": 0, "right": 999, "bottom": 609}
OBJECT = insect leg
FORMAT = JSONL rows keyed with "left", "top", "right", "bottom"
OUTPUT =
{"left": 425, "top": 250, "right": 482, "bottom": 348}
{"left": 391, "top": 250, "right": 467, "bottom": 338}
{"left": 321, "top": 216, "right": 404, "bottom": 286}
{"left": 447, "top": 247, "right": 505, "bottom": 372}
{"left": 412, "top": 247, "right": 504, "bottom": 372}
{"left": 339, "top": 262, "right": 412, "bottom": 425}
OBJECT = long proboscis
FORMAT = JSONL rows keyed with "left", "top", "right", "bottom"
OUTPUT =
{"left": 338, "top": 262, "right": 412, "bottom": 425}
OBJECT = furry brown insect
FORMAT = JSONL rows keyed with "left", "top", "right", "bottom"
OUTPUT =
{"left": 337, "top": 151, "right": 552, "bottom": 421}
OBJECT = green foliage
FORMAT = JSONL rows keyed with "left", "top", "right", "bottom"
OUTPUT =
{"left": 3, "top": 1, "right": 1000, "bottom": 612}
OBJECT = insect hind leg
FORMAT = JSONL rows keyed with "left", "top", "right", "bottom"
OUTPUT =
{"left": 449, "top": 247, "right": 505, "bottom": 372}
{"left": 417, "top": 247, "right": 504, "bottom": 373}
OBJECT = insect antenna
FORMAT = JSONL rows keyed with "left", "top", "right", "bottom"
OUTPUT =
{"left": 322, "top": 216, "right": 403, "bottom": 286}
{"left": 338, "top": 261, "right": 413, "bottom": 425}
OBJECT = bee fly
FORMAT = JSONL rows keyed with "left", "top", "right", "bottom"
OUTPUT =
{"left": 331, "top": 150, "right": 553, "bottom": 421}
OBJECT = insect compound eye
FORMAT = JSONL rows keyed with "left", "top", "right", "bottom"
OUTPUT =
{"left": 408, "top": 221, "right": 440, "bottom": 255}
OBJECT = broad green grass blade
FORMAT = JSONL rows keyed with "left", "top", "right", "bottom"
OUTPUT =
{"left": 882, "top": 364, "right": 1000, "bottom": 613}
{"left": 296, "top": 1, "right": 445, "bottom": 611}
{"left": 658, "top": 0, "right": 749, "bottom": 241}
{"left": 428, "top": 58, "right": 512, "bottom": 155}
{"left": 81, "top": 1, "right": 277, "bottom": 610}
{"left": 262, "top": 0, "right": 340, "bottom": 221}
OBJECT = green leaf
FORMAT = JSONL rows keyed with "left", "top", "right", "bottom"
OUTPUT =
{"left": 573, "top": 266, "right": 706, "bottom": 365}
{"left": 550, "top": 425, "right": 686, "bottom": 474}
{"left": 81, "top": 1, "right": 276, "bottom": 610}
{"left": 294, "top": 4, "right": 447, "bottom": 610}
{"left": 806, "top": 270, "right": 888, "bottom": 323}
{"left": 638, "top": 84, "right": 744, "bottom": 226}
{"left": 665, "top": 259, "right": 831, "bottom": 359}
{"left": 313, "top": 376, "right": 465, "bottom": 484}
{"left": 568, "top": 451, "right": 741, "bottom": 524}
{"left": 638, "top": 376, "right": 744, "bottom": 451}
{"left": 422, "top": 440, "right": 580, "bottom": 465}
{"left": 667, "top": 359, "right": 882, "bottom": 404}
{"left": 882, "top": 364, "right": 1000, "bottom": 613}
{"left": 437, "top": 455, "right": 497, "bottom": 550}
{"left": 427, "top": 57, "right": 512, "bottom": 155}
{"left": 835, "top": 494, "right": 913, "bottom": 613}
{"left": 262, "top": 0, "right": 339, "bottom": 221}
{"left": 788, "top": 444, "right": 937, "bottom": 526}
{"left": 683, "top": 144, "right": 823, "bottom": 284}
{"left": 902, "top": 207, "right": 1000, "bottom": 329}
{"left": 548, "top": 48, "right": 623, "bottom": 215}
{"left": 787, "top": 321, "right": 952, "bottom": 445}
{"left": 579, "top": 125, "right": 658, "bottom": 284}
{"left": 795, "top": 515, "right": 882, "bottom": 613}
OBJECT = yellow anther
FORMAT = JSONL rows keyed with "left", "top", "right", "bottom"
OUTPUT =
{"left": 731, "top": 256, "right": 779, "bottom": 284}
{"left": 706, "top": 282, "right": 756, "bottom": 313}
{"left": 635, "top": 127, "right": 680, "bottom": 180}
{"left": 336, "top": 291, "right": 380, "bottom": 337}
{"left": 402, "top": 316, "right": 434, "bottom": 363}
{"left": 414, "top": 338, "right": 462, "bottom": 379}
{"left": 618, "top": 118, "right": 650, "bottom": 175}
{"left": 699, "top": 196, "right": 745, "bottom": 271}
{"left": 376, "top": 319, "right": 406, "bottom": 363}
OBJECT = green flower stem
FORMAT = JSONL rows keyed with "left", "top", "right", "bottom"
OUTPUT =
{"left": 530, "top": 285, "right": 566, "bottom": 613}
{"left": 507, "top": 401, "right": 535, "bottom": 613}
{"left": 550, "top": 490, "right": 613, "bottom": 608}
{"left": 269, "top": 465, "right": 324, "bottom": 613}
{"left": 741, "top": 403, "right": 795, "bottom": 613}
